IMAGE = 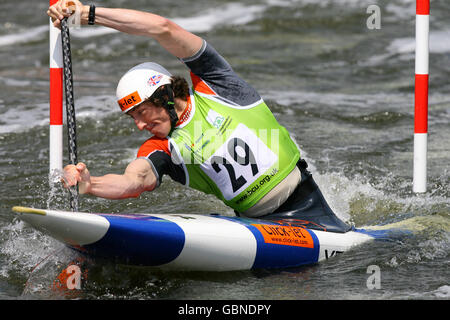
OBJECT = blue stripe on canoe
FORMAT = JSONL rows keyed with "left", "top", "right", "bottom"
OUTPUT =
{"left": 83, "top": 214, "right": 185, "bottom": 266}
{"left": 212, "top": 215, "right": 320, "bottom": 269}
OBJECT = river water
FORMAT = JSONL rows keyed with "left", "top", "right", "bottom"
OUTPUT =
{"left": 0, "top": 0, "right": 449, "bottom": 300}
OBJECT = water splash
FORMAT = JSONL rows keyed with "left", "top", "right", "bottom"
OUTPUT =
{"left": 47, "top": 169, "right": 72, "bottom": 211}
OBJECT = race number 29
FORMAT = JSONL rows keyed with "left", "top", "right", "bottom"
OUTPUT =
{"left": 202, "top": 123, "right": 278, "bottom": 200}
{"left": 211, "top": 137, "right": 258, "bottom": 193}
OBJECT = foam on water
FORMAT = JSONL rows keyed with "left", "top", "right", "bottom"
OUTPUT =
{"left": 0, "top": 219, "right": 71, "bottom": 282}
{"left": 0, "top": 171, "right": 82, "bottom": 297}
{"left": 363, "top": 28, "right": 450, "bottom": 67}
{"left": 0, "top": 2, "right": 266, "bottom": 47}
{"left": 430, "top": 285, "right": 450, "bottom": 299}
{"left": 319, "top": 167, "right": 450, "bottom": 227}
{"left": 0, "top": 94, "right": 116, "bottom": 134}
{"left": 173, "top": 3, "right": 266, "bottom": 33}
{"left": 0, "top": 25, "right": 48, "bottom": 47}
{"left": 387, "top": 29, "right": 450, "bottom": 55}
{"left": 0, "top": 0, "right": 408, "bottom": 48}
{"left": 70, "top": 26, "right": 119, "bottom": 39}
{"left": 263, "top": 89, "right": 412, "bottom": 118}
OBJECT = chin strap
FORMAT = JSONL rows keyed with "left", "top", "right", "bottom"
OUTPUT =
{"left": 165, "top": 85, "right": 179, "bottom": 132}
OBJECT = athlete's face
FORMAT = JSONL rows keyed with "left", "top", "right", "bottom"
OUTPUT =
{"left": 127, "top": 102, "right": 171, "bottom": 138}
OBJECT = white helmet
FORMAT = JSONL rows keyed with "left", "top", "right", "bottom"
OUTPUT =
{"left": 116, "top": 62, "right": 172, "bottom": 113}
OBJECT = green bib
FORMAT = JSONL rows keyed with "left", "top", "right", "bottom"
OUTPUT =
{"left": 170, "top": 92, "right": 300, "bottom": 212}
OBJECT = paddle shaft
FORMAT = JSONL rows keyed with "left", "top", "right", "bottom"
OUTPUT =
{"left": 61, "top": 18, "right": 79, "bottom": 212}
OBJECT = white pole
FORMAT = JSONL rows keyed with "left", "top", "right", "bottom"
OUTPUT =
{"left": 49, "top": 0, "right": 63, "bottom": 180}
{"left": 413, "top": 0, "right": 429, "bottom": 193}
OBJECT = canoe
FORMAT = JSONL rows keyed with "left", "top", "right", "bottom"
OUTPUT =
{"left": 11, "top": 206, "right": 390, "bottom": 271}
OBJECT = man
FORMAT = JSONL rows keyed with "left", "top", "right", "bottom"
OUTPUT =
{"left": 49, "top": 1, "right": 350, "bottom": 232}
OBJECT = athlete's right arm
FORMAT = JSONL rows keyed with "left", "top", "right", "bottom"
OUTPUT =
{"left": 47, "top": 0, "right": 203, "bottom": 59}
{"left": 63, "top": 159, "right": 158, "bottom": 199}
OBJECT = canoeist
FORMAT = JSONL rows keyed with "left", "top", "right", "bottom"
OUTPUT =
{"left": 48, "top": 0, "right": 350, "bottom": 232}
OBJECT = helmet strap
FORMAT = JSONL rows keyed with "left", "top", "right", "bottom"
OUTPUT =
{"left": 164, "top": 85, "right": 178, "bottom": 130}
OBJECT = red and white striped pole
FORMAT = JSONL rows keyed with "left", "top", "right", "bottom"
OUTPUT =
{"left": 49, "top": 0, "right": 63, "bottom": 179}
{"left": 413, "top": 0, "right": 429, "bottom": 193}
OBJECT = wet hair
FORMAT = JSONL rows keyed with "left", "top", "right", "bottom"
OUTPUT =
{"left": 146, "top": 76, "right": 189, "bottom": 107}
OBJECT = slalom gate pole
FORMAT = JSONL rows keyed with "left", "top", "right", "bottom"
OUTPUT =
{"left": 49, "top": 0, "right": 63, "bottom": 180}
{"left": 61, "top": 17, "right": 79, "bottom": 211}
{"left": 413, "top": 0, "right": 429, "bottom": 193}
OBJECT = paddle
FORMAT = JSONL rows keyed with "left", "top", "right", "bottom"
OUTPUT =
{"left": 60, "top": 17, "right": 79, "bottom": 212}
